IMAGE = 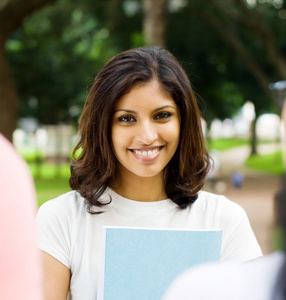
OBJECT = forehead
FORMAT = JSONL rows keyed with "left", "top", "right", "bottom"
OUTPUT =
{"left": 114, "top": 80, "right": 177, "bottom": 110}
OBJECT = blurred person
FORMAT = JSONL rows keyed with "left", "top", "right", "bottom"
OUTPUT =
{"left": 36, "top": 46, "right": 262, "bottom": 300}
{"left": 0, "top": 134, "right": 43, "bottom": 300}
{"left": 231, "top": 170, "right": 245, "bottom": 189}
{"left": 162, "top": 81, "right": 286, "bottom": 300}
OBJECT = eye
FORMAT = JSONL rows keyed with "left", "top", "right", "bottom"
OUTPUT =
{"left": 118, "top": 115, "right": 136, "bottom": 123}
{"left": 154, "top": 112, "right": 171, "bottom": 120}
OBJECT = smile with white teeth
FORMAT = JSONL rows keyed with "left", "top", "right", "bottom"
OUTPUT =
{"left": 134, "top": 148, "right": 159, "bottom": 157}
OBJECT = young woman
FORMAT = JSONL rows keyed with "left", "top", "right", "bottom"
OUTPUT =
{"left": 37, "top": 46, "right": 262, "bottom": 299}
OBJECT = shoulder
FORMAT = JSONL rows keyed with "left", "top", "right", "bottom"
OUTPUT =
{"left": 37, "top": 189, "right": 112, "bottom": 221}
{"left": 192, "top": 191, "right": 262, "bottom": 262}
{"left": 36, "top": 190, "right": 89, "bottom": 229}
{"left": 197, "top": 190, "right": 243, "bottom": 208}
{"left": 194, "top": 191, "right": 247, "bottom": 220}
{"left": 38, "top": 190, "right": 83, "bottom": 214}
{"left": 36, "top": 191, "right": 85, "bottom": 269}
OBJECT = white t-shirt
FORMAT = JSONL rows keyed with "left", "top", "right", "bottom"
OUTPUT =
{"left": 37, "top": 188, "right": 262, "bottom": 300}
{"left": 163, "top": 252, "right": 285, "bottom": 300}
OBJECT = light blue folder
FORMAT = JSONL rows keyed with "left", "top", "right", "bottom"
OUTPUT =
{"left": 97, "top": 226, "right": 222, "bottom": 300}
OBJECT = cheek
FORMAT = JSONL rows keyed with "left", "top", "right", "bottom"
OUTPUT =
{"left": 111, "top": 126, "right": 131, "bottom": 153}
{"left": 163, "top": 122, "right": 180, "bottom": 144}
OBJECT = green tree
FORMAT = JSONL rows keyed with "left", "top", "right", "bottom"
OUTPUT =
{"left": 167, "top": 0, "right": 285, "bottom": 154}
{"left": 7, "top": 0, "right": 144, "bottom": 128}
{"left": 8, "top": 0, "right": 115, "bottom": 125}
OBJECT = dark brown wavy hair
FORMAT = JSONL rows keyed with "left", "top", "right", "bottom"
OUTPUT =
{"left": 69, "top": 46, "right": 211, "bottom": 212}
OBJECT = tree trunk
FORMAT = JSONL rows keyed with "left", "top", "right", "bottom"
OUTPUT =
{"left": 142, "top": 0, "right": 168, "bottom": 47}
{"left": 0, "top": 0, "right": 57, "bottom": 141}
{"left": 0, "top": 42, "right": 19, "bottom": 142}
{"left": 250, "top": 114, "right": 258, "bottom": 156}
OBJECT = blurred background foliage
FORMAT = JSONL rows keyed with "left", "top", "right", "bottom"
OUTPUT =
{"left": 2, "top": 0, "right": 285, "bottom": 139}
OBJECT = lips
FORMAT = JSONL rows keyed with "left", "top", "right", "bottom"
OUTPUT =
{"left": 129, "top": 146, "right": 163, "bottom": 161}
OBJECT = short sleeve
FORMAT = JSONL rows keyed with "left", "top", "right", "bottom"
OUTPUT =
{"left": 219, "top": 198, "right": 262, "bottom": 262}
{"left": 36, "top": 197, "right": 72, "bottom": 268}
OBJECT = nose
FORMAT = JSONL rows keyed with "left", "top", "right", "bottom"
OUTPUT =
{"left": 136, "top": 120, "right": 158, "bottom": 145}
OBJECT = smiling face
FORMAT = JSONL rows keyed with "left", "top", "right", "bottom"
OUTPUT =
{"left": 111, "top": 80, "right": 180, "bottom": 184}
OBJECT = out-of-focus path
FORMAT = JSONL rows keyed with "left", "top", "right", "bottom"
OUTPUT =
{"left": 204, "top": 143, "right": 282, "bottom": 255}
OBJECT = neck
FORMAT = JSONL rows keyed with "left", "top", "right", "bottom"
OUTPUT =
{"left": 111, "top": 174, "right": 167, "bottom": 202}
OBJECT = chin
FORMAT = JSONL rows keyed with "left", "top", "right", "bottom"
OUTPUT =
{"left": 133, "top": 172, "right": 161, "bottom": 178}
{"left": 131, "top": 169, "right": 163, "bottom": 179}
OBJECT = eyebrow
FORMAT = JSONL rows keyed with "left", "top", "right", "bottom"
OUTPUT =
{"left": 114, "top": 105, "right": 177, "bottom": 114}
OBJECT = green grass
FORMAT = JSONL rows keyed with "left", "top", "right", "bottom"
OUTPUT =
{"left": 17, "top": 147, "right": 45, "bottom": 162}
{"left": 16, "top": 147, "right": 73, "bottom": 206}
{"left": 28, "top": 162, "right": 71, "bottom": 179}
{"left": 210, "top": 138, "right": 249, "bottom": 151}
{"left": 209, "top": 137, "right": 274, "bottom": 152}
{"left": 245, "top": 150, "right": 284, "bottom": 175}
{"left": 35, "top": 178, "right": 71, "bottom": 207}
{"left": 209, "top": 138, "right": 284, "bottom": 175}
{"left": 25, "top": 162, "right": 71, "bottom": 207}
